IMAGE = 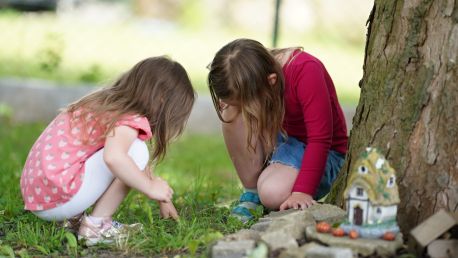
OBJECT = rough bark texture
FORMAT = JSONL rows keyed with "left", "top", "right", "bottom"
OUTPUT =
{"left": 328, "top": 0, "right": 458, "bottom": 234}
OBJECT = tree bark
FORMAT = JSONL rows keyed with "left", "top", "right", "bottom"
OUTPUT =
{"left": 328, "top": 0, "right": 458, "bottom": 234}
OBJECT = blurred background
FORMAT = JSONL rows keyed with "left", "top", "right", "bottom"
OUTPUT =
{"left": 0, "top": 0, "right": 373, "bottom": 105}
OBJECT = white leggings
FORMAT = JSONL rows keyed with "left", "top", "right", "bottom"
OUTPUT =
{"left": 33, "top": 139, "right": 149, "bottom": 221}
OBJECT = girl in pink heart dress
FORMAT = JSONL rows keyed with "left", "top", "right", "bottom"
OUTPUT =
{"left": 20, "top": 56, "right": 196, "bottom": 245}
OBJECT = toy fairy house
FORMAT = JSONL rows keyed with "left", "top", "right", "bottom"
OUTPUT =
{"left": 340, "top": 147, "right": 400, "bottom": 239}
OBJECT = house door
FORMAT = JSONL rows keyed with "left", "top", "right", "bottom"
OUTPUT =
{"left": 353, "top": 206, "right": 363, "bottom": 225}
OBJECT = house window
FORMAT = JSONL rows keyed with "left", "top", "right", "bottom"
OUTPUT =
{"left": 376, "top": 208, "right": 382, "bottom": 214}
{"left": 356, "top": 187, "right": 364, "bottom": 196}
{"left": 387, "top": 175, "right": 396, "bottom": 188}
{"left": 358, "top": 165, "right": 368, "bottom": 174}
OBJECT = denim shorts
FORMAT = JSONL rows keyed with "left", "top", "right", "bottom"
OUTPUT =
{"left": 269, "top": 134, "right": 345, "bottom": 200}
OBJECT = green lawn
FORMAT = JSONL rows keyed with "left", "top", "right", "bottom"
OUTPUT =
{"left": 0, "top": 123, "right": 246, "bottom": 257}
{"left": 0, "top": 10, "right": 363, "bottom": 105}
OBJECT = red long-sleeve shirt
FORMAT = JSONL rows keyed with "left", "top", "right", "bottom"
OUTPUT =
{"left": 282, "top": 51, "right": 348, "bottom": 195}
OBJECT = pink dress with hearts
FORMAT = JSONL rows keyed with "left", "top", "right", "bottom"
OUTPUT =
{"left": 20, "top": 110, "right": 152, "bottom": 211}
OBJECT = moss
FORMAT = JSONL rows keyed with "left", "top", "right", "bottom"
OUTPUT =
{"left": 407, "top": 65, "right": 434, "bottom": 126}
{"left": 454, "top": 4, "right": 458, "bottom": 23}
{"left": 381, "top": 0, "right": 398, "bottom": 36}
{"left": 326, "top": 171, "right": 347, "bottom": 205}
{"left": 400, "top": 0, "right": 434, "bottom": 67}
{"left": 331, "top": 1, "right": 436, "bottom": 207}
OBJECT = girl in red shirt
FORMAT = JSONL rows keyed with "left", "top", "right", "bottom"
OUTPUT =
{"left": 208, "top": 38, "right": 348, "bottom": 222}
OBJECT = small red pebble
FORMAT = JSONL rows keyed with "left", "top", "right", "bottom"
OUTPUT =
{"left": 382, "top": 232, "right": 396, "bottom": 241}
{"left": 332, "top": 228, "right": 345, "bottom": 237}
{"left": 349, "top": 230, "right": 359, "bottom": 239}
{"left": 316, "top": 222, "right": 331, "bottom": 233}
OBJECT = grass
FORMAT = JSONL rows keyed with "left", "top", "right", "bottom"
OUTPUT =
{"left": 0, "top": 122, "right": 248, "bottom": 257}
{"left": 0, "top": 9, "right": 364, "bottom": 105}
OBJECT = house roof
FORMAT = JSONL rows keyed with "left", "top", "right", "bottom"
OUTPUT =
{"left": 344, "top": 147, "right": 400, "bottom": 205}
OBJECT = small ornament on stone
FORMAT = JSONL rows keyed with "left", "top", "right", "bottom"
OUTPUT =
{"left": 340, "top": 147, "right": 400, "bottom": 240}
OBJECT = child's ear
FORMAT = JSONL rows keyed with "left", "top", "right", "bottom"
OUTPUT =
{"left": 268, "top": 73, "right": 277, "bottom": 86}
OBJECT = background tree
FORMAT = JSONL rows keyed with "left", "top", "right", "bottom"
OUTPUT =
{"left": 329, "top": 0, "right": 457, "bottom": 234}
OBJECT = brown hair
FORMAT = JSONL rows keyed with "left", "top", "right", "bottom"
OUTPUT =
{"left": 208, "top": 39, "right": 285, "bottom": 154}
{"left": 66, "top": 56, "right": 196, "bottom": 162}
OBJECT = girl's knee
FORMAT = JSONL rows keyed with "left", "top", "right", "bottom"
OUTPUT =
{"left": 258, "top": 180, "right": 290, "bottom": 210}
{"left": 257, "top": 164, "right": 296, "bottom": 210}
{"left": 127, "top": 139, "right": 149, "bottom": 170}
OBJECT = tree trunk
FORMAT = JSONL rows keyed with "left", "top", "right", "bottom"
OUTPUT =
{"left": 328, "top": 0, "right": 458, "bottom": 234}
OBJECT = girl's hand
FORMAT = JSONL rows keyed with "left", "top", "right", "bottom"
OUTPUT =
{"left": 279, "top": 192, "right": 317, "bottom": 211}
{"left": 147, "top": 177, "right": 174, "bottom": 202}
{"left": 159, "top": 201, "right": 179, "bottom": 220}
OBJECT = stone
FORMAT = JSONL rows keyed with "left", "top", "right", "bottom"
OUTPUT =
{"left": 279, "top": 242, "right": 353, "bottom": 258}
{"left": 427, "top": 239, "right": 458, "bottom": 258}
{"left": 306, "top": 204, "right": 346, "bottom": 224}
{"left": 272, "top": 209, "right": 310, "bottom": 222}
{"left": 250, "top": 221, "right": 271, "bottom": 232}
{"left": 223, "top": 229, "right": 260, "bottom": 242}
{"left": 248, "top": 243, "right": 268, "bottom": 258}
{"left": 260, "top": 231, "right": 298, "bottom": 251}
{"left": 279, "top": 242, "right": 320, "bottom": 258}
{"left": 306, "top": 226, "right": 403, "bottom": 257}
{"left": 258, "top": 216, "right": 274, "bottom": 223}
{"left": 265, "top": 211, "right": 315, "bottom": 240}
{"left": 261, "top": 204, "right": 346, "bottom": 226}
{"left": 302, "top": 244, "right": 353, "bottom": 258}
{"left": 212, "top": 240, "right": 256, "bottom": 258}
{"left": 264, "top": 209, "right": 298, "bottom": 219}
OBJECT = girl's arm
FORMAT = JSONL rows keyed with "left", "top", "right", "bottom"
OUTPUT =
{"left": 103, "top": 125, "right": 173, "bottom": 202}
{"left": 280, "top": 61, "right": 332, "bottom": 210}
{"left": 144, "top": 156, "right": 179, "bottom": 219}
{"left": 292, "top": 61, "right": 333, "bottom": 195}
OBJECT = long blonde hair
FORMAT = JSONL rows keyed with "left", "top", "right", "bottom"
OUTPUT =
{"left": 66, "top": 56, "right": 196, "bottom": 162}
{"left": 208, "top": 39, "right": 285, "bottom": 154}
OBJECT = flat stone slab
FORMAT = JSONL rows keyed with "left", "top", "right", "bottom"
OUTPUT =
{"left": 306, "top": 226, "right": 403, "bottom": 257}
{"left": 250, "top": 220, "right": 271, "bottom": 232}
{"left": 260, "top": 231, "right": 298, "bottom": 251}
{"left": 280, "top": 242, "right": 353, "bottom": 258}
{"left": 223, "top": 229, "right": 260, "bottom": 242}
{"left": 306, "top": 203, "right": 347, "bottom": 224}
{"left": 264, "top": 210, "right": 315, "bottom": 241}
{"left": 212, "top": 240, "right": 256, "bottom": 258}
{"left": 264, "top": 209, "right": 299, "bottom": 219}
{"left": 264, "top": 204, "right": 346, "bottom": 224}
{"left": 250, "top": 205, "right": 346, "bottom": 250}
